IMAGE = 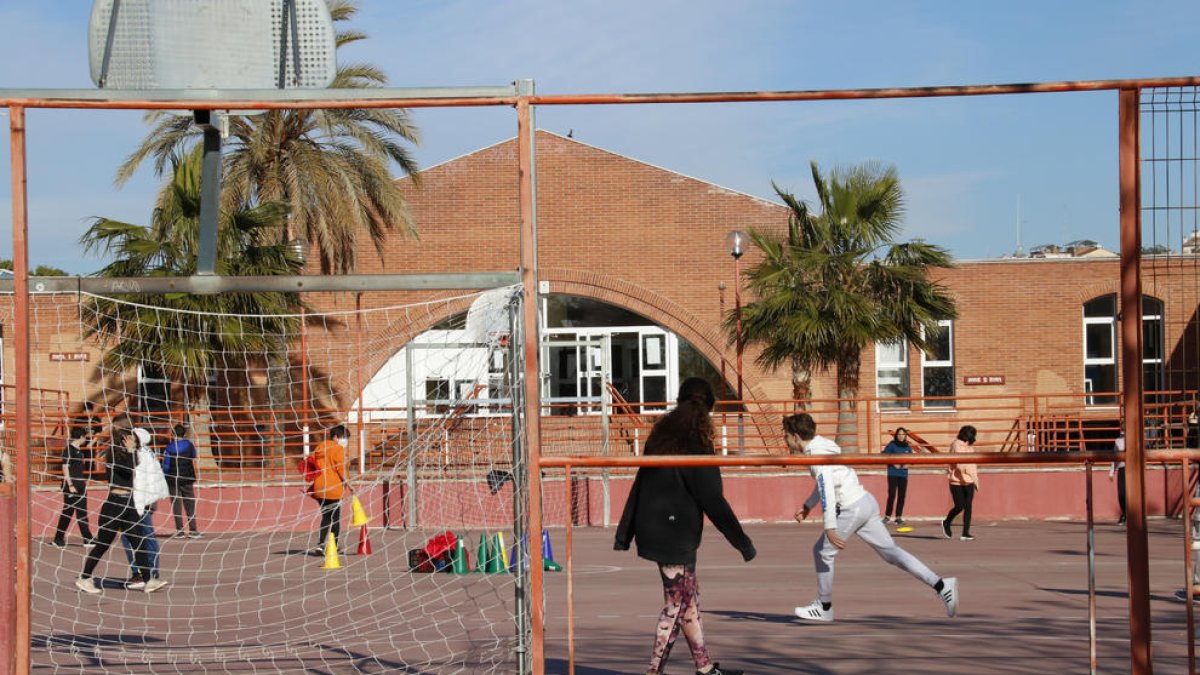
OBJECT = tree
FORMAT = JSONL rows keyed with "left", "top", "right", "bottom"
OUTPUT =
{"left": 734, "top": 161, "right": 957, "bottom": 448}
{"left": 0, "top": 260, "right": 70, "bottom": 276}
{"left": 82, "top": 148, "right": 305, "bottom": 463}
{"left": 114, "top": 0, "right": 420, "bottom": 274}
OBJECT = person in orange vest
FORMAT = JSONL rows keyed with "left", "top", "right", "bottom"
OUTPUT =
{"left": 310, "top": 424, "right": 352, "bottom": 555}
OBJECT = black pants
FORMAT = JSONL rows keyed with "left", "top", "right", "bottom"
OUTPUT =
{"left": 82, "top": 491, "right": 152, "bottom": 582}
{"left": 317, "top": 498, "right": 342, "bottom": 550}
{"left": 1116, "top": 466, "right": 1127, "bottom": 518}
{"left": 945, "top": 483, "right": 976, "bottom": 536}
{"left": 169, "top": 476, "right": 198, "bottom": 533}
{"left": 54, "top": 489, "right": 94, "bottom": 543}
{"left": 885, "top": 475, "right": 908, "bottom": 518}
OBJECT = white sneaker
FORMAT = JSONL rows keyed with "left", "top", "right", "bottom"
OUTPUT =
{"left": 126, "top": 579, "right": 146, "bottom": 591}
{"left": 74, "top": 577, "right": 101, "bottom": 595}
{"left": 939, "top": 577, "right": 959, "bottom": 617}
{"left": 143, "top": 579, "right": 169, "bottom": 593}
{"left": 794, "top": 600, "right": 833, "bottom": 623}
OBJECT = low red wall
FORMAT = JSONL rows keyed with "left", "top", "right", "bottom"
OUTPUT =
{"left": 24, "top": 466, "right": 1184, "bottom": 538}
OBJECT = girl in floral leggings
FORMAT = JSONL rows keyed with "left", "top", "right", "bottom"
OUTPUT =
{"left": 615, "top": 378, "right": 755, "bottom": 675}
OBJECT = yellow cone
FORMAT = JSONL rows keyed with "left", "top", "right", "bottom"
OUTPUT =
{"left": 321, "top": 532, "right": 341, "bottom": 569}
{"left": 496, "top": 532, "right": 510, "bottom": 570}
{"left": 351, "top": 496, "right": 370, "bottom": 527}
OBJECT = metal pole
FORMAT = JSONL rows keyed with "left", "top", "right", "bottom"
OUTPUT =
{"left": 508, "top": 294, "right": 529, "bottom": 674}
{"left": 9, "top": 105, "right": 32, "bottom": 675}
{"left": 1086, "top": 461, "right": 1097, "bottom": 674}
{"left": 1184, "top": 458, "right": 1196, "bottom": 674}
{"left": 516, "top": 78, "right": 545, "bottom": 675}
{"left": 1118, "top": 86, "right": 1153, "bottom": 674}
{"left": 734, "top": 255, "right": 744, "bottom": 454}
{"left": 405, "top": 344, "right": 417, "bottom": 528}
{"left": 566, "top": 464, "right": 576, "bottom": 675}
{"left": 195, "top": 116, "right": 221, "bottom": 275}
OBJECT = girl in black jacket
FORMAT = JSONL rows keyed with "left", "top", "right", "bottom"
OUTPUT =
{"left": 615, "top": 377, "right": 755, "bottom": 675}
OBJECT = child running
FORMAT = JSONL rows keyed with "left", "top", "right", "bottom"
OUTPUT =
{"left": 785, "top": 413, "right": 958, "bottom": 622}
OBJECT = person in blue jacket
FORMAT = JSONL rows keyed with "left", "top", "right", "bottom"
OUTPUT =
{"left": 882, "top": 427, "right": 915, "bottom": 526}
{"left": 162, "top": 424, "right": 201, "bottom": 538}
{"left": 615, "top": 377, "right": 755, "bottom": 675}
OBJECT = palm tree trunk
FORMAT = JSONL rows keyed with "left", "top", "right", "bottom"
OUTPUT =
{"left": 264, "top": 341, "right": 290, "bottom": 469}
{"left": 835, "top": 352, "right": 861, "bottom": 452}
{"left": 790, "top": 355, "right": 811, "bottom": 410}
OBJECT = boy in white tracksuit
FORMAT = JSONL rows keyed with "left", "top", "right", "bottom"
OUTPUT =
{"left": 784, "top": 413, "right": 958, "bottom": 622}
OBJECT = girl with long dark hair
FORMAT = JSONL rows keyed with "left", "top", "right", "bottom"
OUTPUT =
{"left": 942, "top": 425, "right": 979, "bottom": 541}
{"left": 615, "top": 377, "right": 755, "bottom": 675}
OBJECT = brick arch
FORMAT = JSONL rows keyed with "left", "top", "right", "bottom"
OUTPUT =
{"left": 339, "top": 276, "right": 764, "bottom": 410}
{"left": 542, "top": 268, "right": 767, "bottom": 401}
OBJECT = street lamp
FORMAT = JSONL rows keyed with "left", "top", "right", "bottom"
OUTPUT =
{"left": 726, "top": 230, "right": 747, "bottom": 453}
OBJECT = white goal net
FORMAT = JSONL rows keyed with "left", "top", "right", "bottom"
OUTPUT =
{"left": 5, "top": 285, "right": 533, "bottom": 673}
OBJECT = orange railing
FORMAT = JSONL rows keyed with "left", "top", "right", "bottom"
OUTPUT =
{"left": 3, "top": 389, "right": 1196, "bottom": 485}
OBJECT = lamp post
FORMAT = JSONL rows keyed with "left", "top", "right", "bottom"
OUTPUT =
{"left": 726, "top": 230, "right": 747, "bottom": 453}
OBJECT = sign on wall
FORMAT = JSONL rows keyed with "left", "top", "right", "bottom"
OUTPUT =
{"left": 48, "top": 352, "right": 89, "bottom": 362}
{"left": 963, "top": 374, "right": 1004, "bottom": 385}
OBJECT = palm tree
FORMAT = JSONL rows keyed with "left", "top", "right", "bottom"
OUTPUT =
{"left": 734, "top": 161, "right": 957, "bottom": 448}
{"left": 113, "top": 0, "right": 420, "bottom": 274}
{"left": 82, "top": 148, "right": 305, "bottom": 464}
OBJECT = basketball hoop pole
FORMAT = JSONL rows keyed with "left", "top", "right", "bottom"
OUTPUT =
{"left": 194, "top": 110, "right": 221, "bottom": 275}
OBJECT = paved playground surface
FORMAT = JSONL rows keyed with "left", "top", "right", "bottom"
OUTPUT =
{"left": 543, "top": 519, "right": 1196, "bottom": 674}
{"left": 29, "top": 518, "right": 1198, "bottom": 673}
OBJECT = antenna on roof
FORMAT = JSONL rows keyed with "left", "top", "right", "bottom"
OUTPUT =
{"left": 1014, "top": 194, "right": 1026, "bottom": 257}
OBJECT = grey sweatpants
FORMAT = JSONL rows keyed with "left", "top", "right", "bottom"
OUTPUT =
{"left": 814, "top": 492, "right": 940, "bottom": 603}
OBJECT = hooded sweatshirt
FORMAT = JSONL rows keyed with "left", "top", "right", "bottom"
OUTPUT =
{"left": 802, "top": 435, "right": 868, "bottom": 531}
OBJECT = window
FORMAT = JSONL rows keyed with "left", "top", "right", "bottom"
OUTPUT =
{"left": 1082, "top": 294, "right": 1163, "bottom": 405}
{"left": 876, "top": 338, "right": 909, "bottom": 410}
{"left": 425, "top": 378, "right": 451, "bottom": 415}
{"left": 1143, "top": 297, "right": 1164, "bottom": 397}
{"left": 1083, "top": 296, "right": 1118, "bottom": 405}
{"left": 922, "top": 321, "right": 955, "bottom": 409}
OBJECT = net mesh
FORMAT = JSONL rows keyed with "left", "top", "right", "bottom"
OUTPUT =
{"left": 9, "top": 286, "right": 532, "bottom": 673}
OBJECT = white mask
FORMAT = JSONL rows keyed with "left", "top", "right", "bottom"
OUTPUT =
{"left": 336, "top": 437, "right": 348, "bottom": 448}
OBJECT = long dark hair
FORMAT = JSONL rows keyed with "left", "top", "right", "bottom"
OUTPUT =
{"left": 892, "top": 427, "right": 910, "bottom": 445}
{"left": 956, "top": 425, "right": 977, "bottom": 445}
{"left": 643, "top": 377, "right": 716, "bottom": 456}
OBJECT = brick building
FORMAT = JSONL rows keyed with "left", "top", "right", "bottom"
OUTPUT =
{"left": 5, "top": 130, "right": 1200, "bottom": 457}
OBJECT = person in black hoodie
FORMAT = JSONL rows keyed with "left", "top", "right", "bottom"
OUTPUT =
{"left": 52, "top": 425, "right": 96, "bottom": 548}
{"left": 615, "top": 377, "right": 755, "bottom": 675}
{"left": 74, "top": 424, "right": 167, "bottom": 594}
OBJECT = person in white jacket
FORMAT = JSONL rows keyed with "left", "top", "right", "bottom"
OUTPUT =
{"left": 785, "top": 413, "right": 958, "bottom": 622}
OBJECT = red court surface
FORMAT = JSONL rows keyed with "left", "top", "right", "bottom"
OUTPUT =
{"left": 543, "top": 519, "right": 1197, "bottom": 674}
{"left": 28, "top": 519, "right": 1198, "bottom": 673}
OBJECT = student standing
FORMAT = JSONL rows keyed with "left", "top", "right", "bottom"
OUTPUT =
{"left": 942, "top": 425, "right": 979, "bottom": 541}
{"left": 615, "top": 378, "right": 755, "bottom": 675}
{"left": 52, "top": 425, "right": 96, "bottom": 548}
{"left": 163, "top": 424, "right": 201, "bottom": 537}
{"left": 787, "top": 413, "right": 958, "bottom": 623}
{"left": 310, "top": 424, "right": 351, "bottom": 555}
{"left": 882, "top": 427, "right": 914, "bottom": 526}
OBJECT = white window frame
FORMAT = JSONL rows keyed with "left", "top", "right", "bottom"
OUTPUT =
{"left": 921, "top": 320, "right": 955, "bottom": 410}
{"left": 875, "top": 338, "right": 910, "bottom": 410}
{"left": 1143, "top": 298, "right": 1164, "bottom": 394}
{"left": 1083, "top": 298, "right": 1118, "bottom": 406}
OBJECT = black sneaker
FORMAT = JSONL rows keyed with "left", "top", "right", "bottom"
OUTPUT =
{"left": 700, "top": 664, "right": 744, "bottom": 675}
{"left": 1117, "top": 516, "right": 1126, "bottom": 526}
{"left": 50, "top": 540, "right": 66, "bottom": 549}
{"left": 960, "top": 534, "right": 975, "bottom": 542}
{"left": 882, "top": 516, "right": 891, "bottom": 524}
{"left": 941, "top": 521, "right": 953, "bottom": 539}
{"left": 895, "top": 518, "right": 906, "bottom": 527}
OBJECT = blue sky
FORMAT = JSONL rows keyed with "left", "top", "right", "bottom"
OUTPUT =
{"left": 1, "top": 1, "right": 1199, "bottom": 273}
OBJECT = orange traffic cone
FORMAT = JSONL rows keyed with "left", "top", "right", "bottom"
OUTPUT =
{"left": 356, "top": 526, "right": 373, "bottom": 555}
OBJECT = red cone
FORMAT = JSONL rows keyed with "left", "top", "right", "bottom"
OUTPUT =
{"left": 356, "top": 526, "right": 373, "bottom": 555}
